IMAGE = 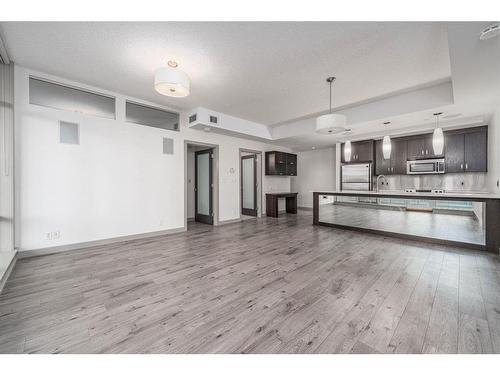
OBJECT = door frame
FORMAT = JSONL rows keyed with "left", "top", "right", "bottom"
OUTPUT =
{"left": 239, "top": 149, "right": 262, "bottom": 218}
{"left": 194, "top": 148, "right": 214, "bottom": 225}
{"left": 184, "top": 141, "right": 219, "bottom": 229}
{"left": 241, "top": 154, "right": 258, "bottom": 216}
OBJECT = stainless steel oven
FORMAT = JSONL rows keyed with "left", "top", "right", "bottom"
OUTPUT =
{"left": 406, "top": 158, "right": 445, "bottom": 174}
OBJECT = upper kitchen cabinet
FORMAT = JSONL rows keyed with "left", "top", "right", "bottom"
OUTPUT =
{"left": 407, "top": 134, "right": 443, "bottom": 160}
{"left": 375, "top": 138, "right": 407, "bottom": 175}
{"left": 265, "top": 151, "right": 297, "bottom": 176}
{"left": 444, "top": 126, "right": 487, "bottom": 173}
{"left": 341, "top": 140, "right": 374, "bottom": 163}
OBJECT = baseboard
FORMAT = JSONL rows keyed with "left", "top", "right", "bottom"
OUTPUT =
{"left": 18, "top": 226, "right": 187, "bottom": 259}
{"left": 298, "top": 206, "right": 313, "bottom": 211}
{"left": 187, "top": 217, "right": 195, "bottom": 222}
{"left": 0, "top": 252, "right": 17, "bottom": 295}
{"left": 218, "top": 217, "right": 242, "bottom": 225}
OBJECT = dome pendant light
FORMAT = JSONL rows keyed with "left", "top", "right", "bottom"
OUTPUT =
{"left": 432, "top": 112, "right": 444, "bottom": 156}
{"left": 154, "top": 60, "right": 190, "bottom": 98}
{"left": 382, "top": 121, "right": 392, "bottom": 159}
{"left": 316, "top": 77, "right": 347, "bottom": 135}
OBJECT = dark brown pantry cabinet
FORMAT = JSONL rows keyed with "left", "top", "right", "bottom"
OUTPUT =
{"left": 444, "top": 126, "right": 487, "bottom": 173}
{"left": 341, "top": 140, "right": 374, "bottom": 163}
{"left": 265, "top": 151, "right": 297, "bottom": 176}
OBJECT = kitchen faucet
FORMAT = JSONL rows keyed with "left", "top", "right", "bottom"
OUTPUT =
{"left": 376, "top": 175, "right": 388, "bottom": 192}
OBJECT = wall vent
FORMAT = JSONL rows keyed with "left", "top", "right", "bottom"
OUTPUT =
{"left": 163, "top": 137, "right": 174, "bottom": 154}
{"left": 59, "top": 121, "right": 79, "bottom": 145}
{"left": 189, "top": 114, "right": 197, "bottom": 123}
{"left": 209, "top": 115, "right": 218, "bottom": 124}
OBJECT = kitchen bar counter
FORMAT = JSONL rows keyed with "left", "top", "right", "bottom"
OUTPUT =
{"left": 314, "top": 190, "right": 500, "bottom": 200}
{"left": 313, "top": 190, "right": 500, "bottom": 254}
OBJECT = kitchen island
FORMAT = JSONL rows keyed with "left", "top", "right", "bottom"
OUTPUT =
{"left": 313, "top": 190, "right": 500, "bottom": 253}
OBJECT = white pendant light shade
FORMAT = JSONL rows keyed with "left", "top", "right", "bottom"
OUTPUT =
{"left": 344, "top": 140, "right": 352, "bottom": 162}
{"left": 433, "top": 127, "right": 444, "bottom": 155}
{"left": 383, "top": 135, "right": 392, "bottom": 159}
{"left": 315, "top": 113, "right": 347, "bottom": 134}
{"left": 154, "top": 63, "right": 190, "bottom": 97}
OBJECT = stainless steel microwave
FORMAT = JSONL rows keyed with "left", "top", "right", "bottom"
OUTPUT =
{"left": 406, "top": 158, "right": 445, "bottom": 174}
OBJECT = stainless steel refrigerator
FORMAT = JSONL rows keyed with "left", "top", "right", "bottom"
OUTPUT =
{"left": 341, "top": 163, "right": 372, "bottom": 191}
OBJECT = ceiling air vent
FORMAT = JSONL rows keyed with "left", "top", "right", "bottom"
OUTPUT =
{"left": 189, "top": 114, "right": 197, "bottom": 123}
{"left": 209, "top": 115, "right": 218, "bottom": 124}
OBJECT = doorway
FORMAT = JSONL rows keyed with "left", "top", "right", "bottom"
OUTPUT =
{"left": 240, "top": 149, "right": 262, "bottom": 218}
{"left": 241, "top": 154, "right": 257, "bottom": 216}
{"left": 195, "top": 148, "right": 214, "bottom": 225}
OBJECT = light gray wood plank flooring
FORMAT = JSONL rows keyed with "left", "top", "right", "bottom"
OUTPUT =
{"left": 1, "top": 210, "right": 499, "bottom": 353}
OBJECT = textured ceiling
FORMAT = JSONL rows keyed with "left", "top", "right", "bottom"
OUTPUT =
{"left": 0, "top": 22, "right": 451, "bottom": 125}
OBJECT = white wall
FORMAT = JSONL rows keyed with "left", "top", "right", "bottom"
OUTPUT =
{"left": 487, "top": 106, "right": 500, "bottom": 194}
{"left": 15, "top": 66, "right": 291, "bottom": 251}
{"left": 291, "top": 147, "right": 336, "bottom": 208}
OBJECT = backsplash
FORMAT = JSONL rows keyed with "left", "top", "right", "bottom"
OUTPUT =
{"left": 378, "top": 173, "right": 488, "bottom": 192}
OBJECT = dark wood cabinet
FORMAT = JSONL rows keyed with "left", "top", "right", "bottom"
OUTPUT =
{"left": 444, "top": 127, "right": 487, "bottom": 173}
{"left": 445, "top": 132, "right": 464, "bottom": 173}
{"left": 375, "top": 139, "right": 407, "bottom": 175}
{"left": 341, "top": 140, "right": 374, "bottom": 163}
{"left": 392, "top": 139, "right": 408, "bottom": 174}
{"left": 406, "top": 133, "right": 443, "bottom": 160}
{"left": 285, "top": 153, "right": 297, "bottom": 176}
{"left": 464, "top": 131, "right": 487, "bottom": 172}
{"left": 265, "top": 151, "right": 297, "bottom": 176}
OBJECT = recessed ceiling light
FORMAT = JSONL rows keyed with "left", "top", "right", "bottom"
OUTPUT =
{"left": 311, "top": 146, "right": 316, "bottom": 150}
{"left": 204, "top": 127, "right": 211, "bottom": 132}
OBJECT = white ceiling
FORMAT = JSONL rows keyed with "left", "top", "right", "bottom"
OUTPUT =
{"left": 0, "top": 22, "right": 451, "bottom": 126}
{"left": 1, "top": 21, "right": 498, "bottom": 151}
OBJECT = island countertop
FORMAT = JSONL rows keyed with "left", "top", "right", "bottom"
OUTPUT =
{"left": 313, "top": 190, "right": 500, "bottom": 200}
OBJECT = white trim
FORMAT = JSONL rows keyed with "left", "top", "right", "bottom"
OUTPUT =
{"left": 17, "top": 226, "right": 186, "bottom": 259}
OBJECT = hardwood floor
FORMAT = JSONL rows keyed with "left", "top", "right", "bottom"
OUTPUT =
{"left": 1, "top": 210, "right": 500, "bottom": 354}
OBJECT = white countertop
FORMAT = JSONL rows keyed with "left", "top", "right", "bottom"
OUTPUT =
{"left": 313, "top": 190, "right": 500, "bottom": 199}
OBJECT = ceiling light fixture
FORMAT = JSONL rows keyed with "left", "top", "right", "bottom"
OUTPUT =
{"left": 154, "top": 60, "right": 190, "bottom": 97}
{"left": 382, "top": 121, "right": 392, "bottom": 159}
{"left": 315, "top": 77, "right": 347, "bottom": 135}
{"left": 432, "top": 112, "right": 444, "bottom": 155}
{"left": 344, "top": 140, "right": 352, "bottom": 162}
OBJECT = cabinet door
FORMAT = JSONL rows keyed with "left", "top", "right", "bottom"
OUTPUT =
{"left": 375, "top": 140, "right": 390, "bottom": 175}
{"left": 444, "top": 133, "right": 464, "bottom": 173}
{"left": 464, "top": 131, "right": 487, "bottom": 172}
{"left": 274, "top": 152, "right": 287, "bottom": 175}
{"left": 391, "top": 139, "right": 408, "bottom": 174}
{"left": 425, "top": 133, "right": 444, "bottom": 158}
{"left": 356, "top": 141, "right": 374, "bottom": 162}
{"left": 286, "top": 153, "right": 297, "bottom": 176}
{"left": 407, "top": 137, "right": 426, "bottom": 160}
